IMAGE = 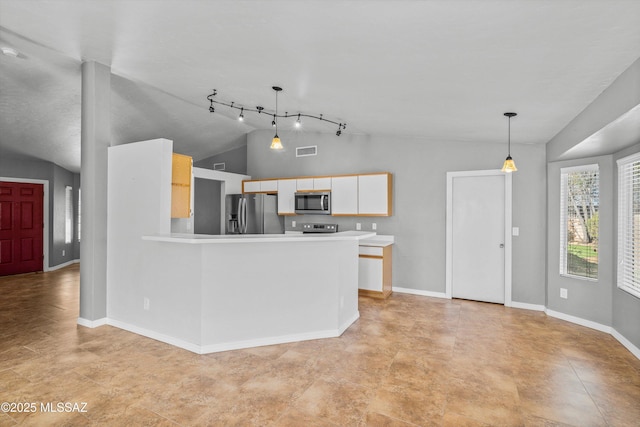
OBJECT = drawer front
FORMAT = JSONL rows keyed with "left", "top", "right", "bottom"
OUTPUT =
{"left": 359, "top": 246, "right": 383, "bottom": 256}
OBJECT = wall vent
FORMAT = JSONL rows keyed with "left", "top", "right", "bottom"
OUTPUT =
{"left": 213, "top": 162, "right": 226, "bottom": 171}
{"left": 296, "top": 146, "right": 317, "bottom": 157}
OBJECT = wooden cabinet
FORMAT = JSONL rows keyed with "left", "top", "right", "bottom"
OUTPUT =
{"left": 358, "top": 245, "right": 392, "bottom": 299}
{"left": 331, "top": 176, "right": 358, "bottom": 215}
{"left": 358, "top": 173, "right": 392, "bottom": 216}
{"left": 277, "top": 179, "right": 297, "bottom": 215}
{"left": 171, "top": 153, "right": 192, "bottom": 218}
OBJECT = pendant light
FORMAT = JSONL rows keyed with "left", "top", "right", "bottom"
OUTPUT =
{"left": 501, "top": 112, "right": 517, "bottom": 173}
{"left": 270, "top": 86, "right": 284, "bottom": 150}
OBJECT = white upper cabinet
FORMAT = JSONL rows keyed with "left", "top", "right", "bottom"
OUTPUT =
{"left": 260, "top": 180, "right": 278, "bottom": 192}
{"left": 331, "top": 176, "right": 358, "bottom": 215}
{"left": 313, "top": 177, "right": 332, "bottom": 190}
{"left": 295, "top": 177, "right": 331, "bottom": 191}
{"left": 358, "top": 173, "right": 392, "bottom": 216}
{"left": 277, "top": 179, "right": 297, "bottom": 214}
{"left": 247, "top": 173, "right": 392, "bottom": 216}
{"left": 296, "top": 178, "right": 314, "bottom": 191}
{"left": 243, "top": 180, "right": 261, "bottom": 193}
{"left": 244, "top": 180, "right": 278, "bottom": 193}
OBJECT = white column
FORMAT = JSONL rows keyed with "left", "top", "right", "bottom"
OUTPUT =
{"left": 79, "top": 61, "right": 110, "bottom": 323}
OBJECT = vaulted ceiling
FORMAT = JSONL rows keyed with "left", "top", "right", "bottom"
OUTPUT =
{"left": 1, "top": 0, "right": 640, "bottom": 173}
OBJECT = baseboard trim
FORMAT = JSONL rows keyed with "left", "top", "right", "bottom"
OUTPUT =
{"left": 510, "top": 301, "right": 546, "bottom": 311}
{"left": 338, "top": 311, "right": 360, "bottom": 335}
{"left": 611, "top": 328, "right": 640, "bottom": 360}
{"left": 545, "top": 309, "right": 612, "bottom": 334}
{"left": 388, "top": 290, "right": 639, "bottom": 361}
{"left": 77, "top": 317, "right": 107, "bottom": 328}
{"left": 47, "top": 259, "right": 80, "bottom": 272}
{"left": 106, "top": 318, "right": 202, "bottom": 353}
{"left": 392, "top": 287, "right": 448, "bottom": 299}
{"left": 102, "top": 317, "right": 357, "bottom": 355}
{"left": 200, "top": 329, "right": 339, "bottom": 354}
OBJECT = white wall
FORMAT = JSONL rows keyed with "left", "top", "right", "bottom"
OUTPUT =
{"left": 546, "top": 155, "right": 614, "bottom": 325}
{"left": 247, "top": 129, "right": 547, "bottom": 305}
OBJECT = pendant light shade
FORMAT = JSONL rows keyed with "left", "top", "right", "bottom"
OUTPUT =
{"left": 501, "top": 112, "right": 517, "bottom": 173}
{"left": 270, "top": 135, "right": 283, "bottom": 150}
{"left": 270, "top": 86, "right": 284, "bottom": 150}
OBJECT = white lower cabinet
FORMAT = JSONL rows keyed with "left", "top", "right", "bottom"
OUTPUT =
{"left": 358, "top": 244, "right": 392, "bottom": 298}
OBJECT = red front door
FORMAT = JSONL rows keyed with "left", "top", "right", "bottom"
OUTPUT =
{"left": 0, "top": 182, "right": 44, "bottom": 276}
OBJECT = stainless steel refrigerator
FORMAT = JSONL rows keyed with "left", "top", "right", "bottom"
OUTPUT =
{"left": 225, "top": 194, "right": 284, "bottom": 234}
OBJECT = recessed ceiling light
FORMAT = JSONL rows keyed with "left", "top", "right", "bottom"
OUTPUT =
{"left": 1, "top": 47, "right": 19, "bottom": 57}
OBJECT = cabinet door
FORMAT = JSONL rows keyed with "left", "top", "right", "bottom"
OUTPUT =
{"left": 296, "top": 178, "right": 314, "bottom": 191}
{"left": 171, "top": 153, "right": 192, "bottom": 218}
{"left": 314, "top": 177, "right": 332, "bottom": 190}
{"left": 260, "top": 180, "right": 278, "bottom": 192}
{"left": 358, "top": 257, "right": 383, "bottom": 291}
{"left": 331, "top": 176, "right": 358, "bottom": 215}
{"left": 358, "top": 173, "right": 391, "bottom": 216}
{"left": 277, "top": 179, "right": 297, "bottom": 214}
{"left": 243, "top": 180, "right": 261, "bottom": 193}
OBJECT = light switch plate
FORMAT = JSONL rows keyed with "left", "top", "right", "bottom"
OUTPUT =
{"left": 356, "top": 223, "right": 361, "bottom": 230}
{"left": 512, "top": 227, "right": 519, "bottom": 236}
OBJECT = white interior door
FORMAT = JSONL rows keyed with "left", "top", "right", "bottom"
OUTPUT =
{"left": 447, "top": 171, "right": 510, "bottom": 304}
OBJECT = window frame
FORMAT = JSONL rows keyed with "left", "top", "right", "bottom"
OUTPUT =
{"left": 559, "top": 164, "right": 599, "bottom": 281}
{"left": 64, "top": 185, "right": 73, "bottom": 245}
{"left": 617, "top": 152, "right": 640, "bottom": 299}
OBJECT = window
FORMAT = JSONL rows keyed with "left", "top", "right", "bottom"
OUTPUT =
{"left": 617, "top": 153, "right": 640, "bottom": 299}
{"left": 560, "top": 165, "right": 599, "bottom": 280}
{"left": 65, "top": 186, "right": 73, "bottom": 244}
{"left": 77, "top": 188, "right": 81, "bottom": 242}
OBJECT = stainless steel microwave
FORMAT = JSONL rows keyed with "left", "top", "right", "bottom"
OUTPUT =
{"left": 294, "top": 192, "right": 331, "bottom": 215}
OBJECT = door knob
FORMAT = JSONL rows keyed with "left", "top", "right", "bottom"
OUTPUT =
{"left": 499, "top": 243, "right": 505, "bottom": 248}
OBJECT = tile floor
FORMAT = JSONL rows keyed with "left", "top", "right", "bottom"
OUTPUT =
{"left": 1, "top": 264, "right": 639, "bottom": 426}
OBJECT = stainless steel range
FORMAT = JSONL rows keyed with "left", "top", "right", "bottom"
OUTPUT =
{"left": 301, "top": 223, "right": 339, "bottom": 233}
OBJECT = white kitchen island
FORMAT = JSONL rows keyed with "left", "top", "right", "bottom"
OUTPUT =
{"left": 99, "top": 138, "right": 374, "bottom": 354}
{"left": 110, "top": 230, "right": 374, "bottom": 354}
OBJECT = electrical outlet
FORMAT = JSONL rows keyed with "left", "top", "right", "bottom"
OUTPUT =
{"left": 144, "top": 297, "right": 150, "bottom": 310}
{"left": 62, "top": 249, "right": 65, "bottom": 256}
{"left": 372, "top": 223, "right": 377, "bottom": 230}
{"left": 292, "top": 220, "right": 296, "bottom": 228}
{"left": 356, "top": 223, "right": 361, "bottom": 230}
{"left": 560, "top": 288, "right": 568, "bottom": 299}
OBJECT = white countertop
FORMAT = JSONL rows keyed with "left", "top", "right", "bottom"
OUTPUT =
{"left": 359, "top": 234, "right": 395, "bottom": 247}
{"left": 143, "top": 231, "right": 376, "bottom": 244}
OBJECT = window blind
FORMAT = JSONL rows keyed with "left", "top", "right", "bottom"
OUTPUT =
{"left": 617, "top": 153, "right": 640, "bottom": 299}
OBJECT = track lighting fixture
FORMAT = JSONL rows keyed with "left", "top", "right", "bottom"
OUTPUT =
{"left": 207, "top": 87, "right": 347, "bottom": 149}
{"left": 501, "top": 112, "right": 518, "bottom": 173}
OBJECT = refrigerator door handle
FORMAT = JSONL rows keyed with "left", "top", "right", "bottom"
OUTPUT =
{"left": 237, "top": 197, "right": 243, "bottom": 234}
{"left": 242, "top": 197, "right": 248, "bottom": 234}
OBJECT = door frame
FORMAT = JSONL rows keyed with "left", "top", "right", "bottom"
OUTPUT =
{"left": 0, "top": 177, "right": 50, "bottom": 272}
{"left": 445, "top": 169, "right": 513, "bottom": 306}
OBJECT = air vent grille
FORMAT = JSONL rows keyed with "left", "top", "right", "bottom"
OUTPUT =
{"left": 296, "top": 146, "right": 317, "bottom": 157}
{"left": 213, "top": 162, "right": 226, "bottom": 171}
